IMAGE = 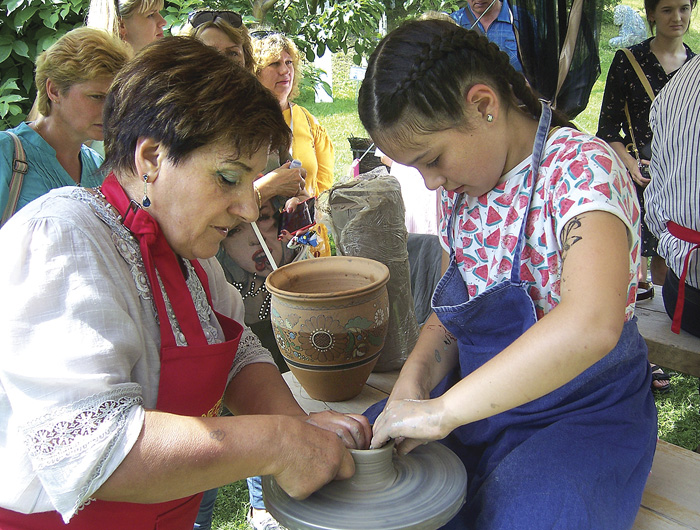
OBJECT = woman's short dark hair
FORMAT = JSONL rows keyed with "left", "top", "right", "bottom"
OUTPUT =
{"left": 102, "top": 36, "right": 290, "bottom": 176}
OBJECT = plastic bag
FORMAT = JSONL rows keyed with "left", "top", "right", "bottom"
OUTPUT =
{"left": 321, "top": 167, "right": 420, "bottom": 372}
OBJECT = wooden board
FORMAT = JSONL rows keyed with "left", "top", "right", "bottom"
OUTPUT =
{"left": 634, "top": 440, "right": 700, "bottom": 529}
{"left": 635, "top": 286, "right": 700, "bottom": 378}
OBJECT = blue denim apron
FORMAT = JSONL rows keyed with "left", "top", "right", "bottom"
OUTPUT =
{"left": 366, "top": 104, "right": 657, "bottom": 529}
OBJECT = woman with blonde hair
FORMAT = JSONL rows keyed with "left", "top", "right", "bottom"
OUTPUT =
{"left": 254, "top": 33, "right": 334, "bottom": 201}
{"left": 0, "top": 27, "right": 129, "bottom": 224}
{"left": 188, "top": 10, "right": 254, "bottom": 71}
{"left": 87, "top": 0, "right": 166, "bottom": 54}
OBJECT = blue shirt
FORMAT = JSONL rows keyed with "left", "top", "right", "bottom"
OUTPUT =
{"left": 451, "top": 0, "right": 524, "bottom": 74}
{"left": 0, "top": 122, "right": 104, "bottom": 219}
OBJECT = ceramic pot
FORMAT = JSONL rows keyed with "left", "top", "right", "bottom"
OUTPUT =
{"left": 265, "top": 256, "right": 390, "bottom": 401}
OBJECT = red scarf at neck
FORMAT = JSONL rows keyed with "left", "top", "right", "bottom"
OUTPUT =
{"left": 101, "top": 173, "right": 209, "bottom": 348}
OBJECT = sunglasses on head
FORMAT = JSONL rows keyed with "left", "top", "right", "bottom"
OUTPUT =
{"left": 188, "top": 10, "right": 243, "bottom": 29}
{"left": 250, "top": 29, "right": 282, "bottom": 39}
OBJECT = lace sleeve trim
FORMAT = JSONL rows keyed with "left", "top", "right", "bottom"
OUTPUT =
{"left": 23, "top": 384, "right": 143, "bottom": 467}
{"left": 229, "top": 327, "right": 277, "bottom": 380}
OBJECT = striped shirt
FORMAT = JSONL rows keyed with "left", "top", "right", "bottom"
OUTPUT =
{"left": 645, "top": 55, "right": 700, "bottom": 289}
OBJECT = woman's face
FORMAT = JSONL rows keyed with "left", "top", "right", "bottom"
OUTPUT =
{"left": 120, "top": 7, "right": 166, "bottom": 53}
{"left": 49, "top": 76, "right": 113, "bottom": 142}
{"left": 258, "top": 50, "right": 294, "bottom": 106}
{"left": 198, "top": 27, "right": 246, "bottom": 67}
{"left": 649, "top": 0, "right": 693, "bottom": 36}
{"left": 147, "top": 142, "right": 269, "bottom": 260}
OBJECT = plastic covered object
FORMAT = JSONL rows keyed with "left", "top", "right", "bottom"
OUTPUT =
{"left": 321, "top": 166, "right": 420, "bottom": 372}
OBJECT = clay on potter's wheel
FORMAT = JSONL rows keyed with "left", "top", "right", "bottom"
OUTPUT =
{"left": 262, "top": 441, "right": 467, "bottom": 530}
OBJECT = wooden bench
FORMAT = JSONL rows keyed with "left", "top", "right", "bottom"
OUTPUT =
{"left": 635, "top": 285, "right": 700, "bottom": 378}
{"left": 284, "top": 367, "right": 700, "bottom": 529}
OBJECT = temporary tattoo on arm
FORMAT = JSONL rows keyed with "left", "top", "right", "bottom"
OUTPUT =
{"left": 435, "top": 349, "right": 442, "bottom": 363}
{"left": 561, "top": 215, "right": 584, "bottom": 262}
{"left": 210, "top": 429, "right": 226, "bottom": 442}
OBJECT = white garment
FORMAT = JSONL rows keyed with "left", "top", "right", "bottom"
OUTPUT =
{"left": 374, "top": 148, "right": 439, "bottom": 235}
{"left": 645, "top": 55, "right": 700, "bottom": 289}
{"left": 0, "top": 187, "right": 276, "bottom": 520}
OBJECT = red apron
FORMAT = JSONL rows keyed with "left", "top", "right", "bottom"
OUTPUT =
{"left": 0, "top": 175, "right": 242, "bottom": 529}
{"left": 667, "top": 221, "right": 700, "bottom": 334}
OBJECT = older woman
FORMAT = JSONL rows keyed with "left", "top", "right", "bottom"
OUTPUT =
{"left": 0, "top": 27, "right": 129, "bottom": 225}
{"left": 254, "top": 33, "right": 334, "bottom": 205}
{"left": 87, "top": 0, "right": 167, "bottom": 54}
{"left": 0, "top": 37, "right": 370, "bottom": 530}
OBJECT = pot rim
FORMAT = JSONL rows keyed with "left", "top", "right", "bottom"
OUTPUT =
{"left": 265, "top": 256, "right": 390, "bottom": 301}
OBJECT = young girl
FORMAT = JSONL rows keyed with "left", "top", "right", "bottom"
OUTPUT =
{"left": 359, "top": 19, "right": 657, "bottom": 529}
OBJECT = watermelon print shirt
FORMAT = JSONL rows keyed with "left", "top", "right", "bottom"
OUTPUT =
{"left": 438, "top": 127, "right": 641, "bottom": 321}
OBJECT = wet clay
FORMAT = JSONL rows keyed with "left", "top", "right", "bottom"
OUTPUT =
{"left": 263, "top": 441, "right": 467, "bottom": 530}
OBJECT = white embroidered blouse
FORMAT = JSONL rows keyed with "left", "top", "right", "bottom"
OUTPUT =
{"left": 0, "top": 186, "right": 276, "bottom": 520}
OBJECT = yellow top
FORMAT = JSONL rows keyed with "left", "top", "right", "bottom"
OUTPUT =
{"left": 283, "top": 103, "right": 334, "bottom": 257}
{"left": 283, "top": 103, "right": 334, "bottom": 195}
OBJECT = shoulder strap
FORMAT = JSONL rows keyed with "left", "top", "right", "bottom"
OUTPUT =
{"left": 1, "top": 130, "right": 29, "bottom": 226}
{"left": 462, "top": 7, "right": 485, "bottom": 34}
{"left": 621, "top": 48, "right": 656, "bottom": 101}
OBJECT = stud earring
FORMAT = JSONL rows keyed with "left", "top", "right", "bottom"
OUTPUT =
{"left": 142, "top": 174, "right": 151, "bottom": 207}
{"left": 486, "top": 114, "right": 494, "bottom": 122}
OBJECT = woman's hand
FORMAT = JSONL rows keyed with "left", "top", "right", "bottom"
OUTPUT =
{"left": 273, "top": 416, "right": 356, "bottom": 500}
{"left": 305, "top": 411, "right": 372, "bottom": 449}
{"left": 622, "top": 151, "right": 651, "bottom": 188}
{"left": 256, "top": 161, "right": 307, "bottom": 203}
{"left": 370, "top": 397, "right": 450, "bottom": 455}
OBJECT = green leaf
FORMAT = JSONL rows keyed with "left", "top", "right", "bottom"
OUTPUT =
{"left": 13, "top": 6, "right": 38, "bottom": 29}
{"left": 4, "top": 0, "right": 24, "bottom": 15}
{"left": 0, "top": 44, "right": 12, "bottom": 64}
{"left": 12, "top": 40, "right": 29, "bottom": 58}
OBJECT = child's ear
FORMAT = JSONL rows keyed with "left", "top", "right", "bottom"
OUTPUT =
{"left": 464, "top": 83, "right": 499, "bottom": 124}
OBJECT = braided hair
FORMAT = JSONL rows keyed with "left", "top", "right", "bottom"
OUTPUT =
{"left": 358, "top": 19, "right": 571, "bottom": 148}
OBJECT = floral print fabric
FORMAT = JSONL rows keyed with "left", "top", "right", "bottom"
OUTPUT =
{"left": 439, "top": 128, "right": 641, "bottom": 321}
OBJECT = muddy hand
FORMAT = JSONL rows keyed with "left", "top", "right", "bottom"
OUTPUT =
{"left": 274, "top": 417, "right": 355, "bottom": 500}
{"left": 370, "top": 398, "right": 448, "bottom": 455}
{"left": 306, "top": 411, "right": 372, "bottom": 449}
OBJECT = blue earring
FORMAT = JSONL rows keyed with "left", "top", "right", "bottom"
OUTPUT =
{"left": 142, "top": 174, "right": 151, "bottom": 207}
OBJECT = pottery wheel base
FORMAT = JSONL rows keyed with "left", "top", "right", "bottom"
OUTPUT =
{"left": 262, "top": 442, "right": 467, "bottom": 530}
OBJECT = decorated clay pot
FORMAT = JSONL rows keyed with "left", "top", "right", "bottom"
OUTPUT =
{"left": 265, "top": 256, "right": 390, "bottom": 401}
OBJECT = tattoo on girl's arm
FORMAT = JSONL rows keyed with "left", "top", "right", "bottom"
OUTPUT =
{"left": 561, "top": 215, "right": 584, "bottom": 261}
{"left": 425, "top": 324, "right": 456, "bottom": 347}
{"left": 435, "top": 350, "right": 441, "bottom": 363}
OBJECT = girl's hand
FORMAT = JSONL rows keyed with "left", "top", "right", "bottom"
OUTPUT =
{"left": 370, "top": 397, "right": 449, "bottom": 455}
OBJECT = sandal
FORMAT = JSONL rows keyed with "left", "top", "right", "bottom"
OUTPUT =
{"left": 650, "top": 364, "right": 671, "bottom": 394}
{"left": 637, "top": 281, "right": 655, "bottom": 302}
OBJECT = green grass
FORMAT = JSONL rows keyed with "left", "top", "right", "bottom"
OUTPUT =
{"left": 211, "top": 5, "right": 700, "bottom": 527}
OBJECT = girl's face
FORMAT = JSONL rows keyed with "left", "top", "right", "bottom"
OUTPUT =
{"left": 120, "top": 7, "right": 166, "bottom": 53}
{"left": 258, "top": 50, "right": 294, "bottom": 106}
{"left": 199, "top": 27, "right": 246, "bottom": 67}
{"left": 381, "top": 123, "right": 509, "bottom": 198}
{"left": 649, "top": 0, "right": 693, "bottom": 36}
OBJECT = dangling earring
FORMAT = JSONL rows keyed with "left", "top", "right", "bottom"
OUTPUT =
{"left": 142, "top": 174, "right": 151, "bottom": 207}
{"left": 486, "top": 114, "right": 494, "bottom": 122}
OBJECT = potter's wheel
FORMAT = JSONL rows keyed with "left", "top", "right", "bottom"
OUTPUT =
{"left": 263, "top": 441, "right": 467, "bottom": 530}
